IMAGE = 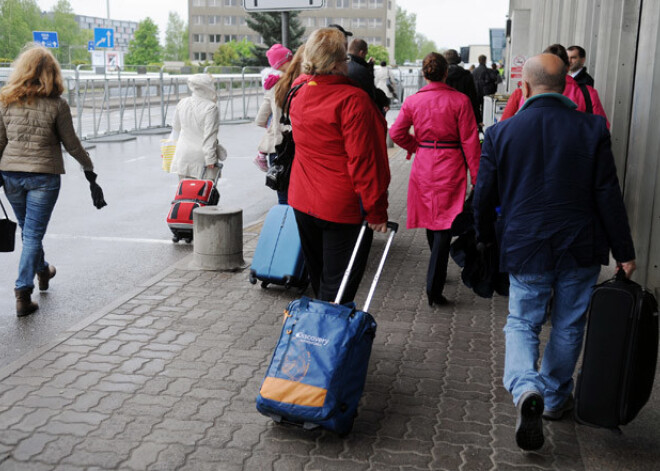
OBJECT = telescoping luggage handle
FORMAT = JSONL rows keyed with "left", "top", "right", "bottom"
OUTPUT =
{"left": 200, "top": 164, "right": 222, "bottom": 187}
{"left": 334, "top": 221, "right": 399, "bottom": 312}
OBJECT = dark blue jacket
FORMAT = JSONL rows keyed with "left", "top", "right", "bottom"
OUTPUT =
{"left": 473, "top": 94, "right": 635, "bottom": 274}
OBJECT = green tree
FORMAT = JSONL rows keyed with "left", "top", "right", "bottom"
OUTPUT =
{"left": 395, "top": 6, "right": 417, "bottom": 65}
{"left": 416, "top": 33, "right": 438, "bottom": 60}
{"left": 0, "top": 0, "right": 45, "bottom": 59}
{"left": 245, "top": 11, "right": 304, "bottom": 66}
{"left": 163, "top": 11, "right": 188, "bottom": 61}
{"left": 213, "top": 39, "right": 254, "bottom": 67}
{"left": 46, "top": 0, "right": 88, "bottom": 65}
{"left": 368, "top": 44, "right": 390, "bottom": 64}
{"left": 125, "top": 17, "right": 161, "bottom": 65}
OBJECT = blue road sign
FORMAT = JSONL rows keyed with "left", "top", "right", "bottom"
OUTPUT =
{"left": 88, "top": 41, "right": 95, "bottom": 52}
{"left": 94, "top": 28, "right": 114, "bottom": 48}
{"left": 32, "top": 31, "right": 59, "bottom": 48}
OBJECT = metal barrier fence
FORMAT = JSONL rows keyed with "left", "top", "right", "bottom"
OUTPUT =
{"left": 1, "top": 64, "right": 423, "bottom": 141}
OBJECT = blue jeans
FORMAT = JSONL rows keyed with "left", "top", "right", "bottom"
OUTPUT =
{"left": 503, "top": 265, "right": 600, "bottom": 409}
{"left": 1, "top": 172, "right": 61, "bottom": 290}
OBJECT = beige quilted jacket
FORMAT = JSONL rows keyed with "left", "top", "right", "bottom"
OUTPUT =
{"left": 0, "top": 97, "right": 93, "bottom": 174}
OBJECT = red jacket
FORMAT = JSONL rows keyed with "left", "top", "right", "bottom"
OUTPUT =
{"left": 288, "top": 74, "right": 390, "bottom": 225}
{"left": 389, "top": 81, "right": 480, "bottom": 230}
{"left": 501, "top": 75, "right": 609, "bottom": 127}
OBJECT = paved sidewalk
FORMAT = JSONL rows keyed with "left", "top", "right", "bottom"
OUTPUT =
{"left": 0, "top": 149, "right": 658, "bottom": 470}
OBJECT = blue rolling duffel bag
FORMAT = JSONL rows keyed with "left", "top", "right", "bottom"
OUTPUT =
{"left": 249, "top": 204, "right": 307, "bottom": 289}
{"left": 256, "top": 221, "right": 398, "bottom": 436}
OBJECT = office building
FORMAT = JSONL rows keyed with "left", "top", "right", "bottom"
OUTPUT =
{"left": 189, "top": 0, "right": 396, "bottom": 63}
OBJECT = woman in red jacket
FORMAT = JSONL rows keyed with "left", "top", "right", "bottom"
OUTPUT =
{"left": 288, "top": 27, "right": 390, "bottom": 303}
{"left": 389, "top": 52, "right": 480, "bottom": 306}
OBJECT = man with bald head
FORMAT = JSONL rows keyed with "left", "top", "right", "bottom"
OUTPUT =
{"left": 473, "top": 54, "right": 636, "bottom": 451}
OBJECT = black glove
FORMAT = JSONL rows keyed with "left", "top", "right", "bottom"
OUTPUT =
{"left": 84, "top": 171, "right": 107, "bottom": 209}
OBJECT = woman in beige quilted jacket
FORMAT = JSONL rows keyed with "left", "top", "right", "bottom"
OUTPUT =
{"left": 0, "top": 44, "right": 100, "bottom": 317}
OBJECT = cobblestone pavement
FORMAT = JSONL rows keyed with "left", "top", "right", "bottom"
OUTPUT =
{"left": 0, "top": 149, "right": 657, "bottom": 470}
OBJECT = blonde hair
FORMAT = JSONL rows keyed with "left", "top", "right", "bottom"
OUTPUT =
{"left": 0, "top": 43, "right": 64, "bottom": 106}
{"left": 302, "top": 28, "right": 346, "bottom": 75}
{"left": 274, "top": 44, "right": 305, "bottom": 108}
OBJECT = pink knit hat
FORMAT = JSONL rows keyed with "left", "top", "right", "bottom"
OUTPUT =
{"left": 266, "top": 44, "right": 293, "bottom": 70}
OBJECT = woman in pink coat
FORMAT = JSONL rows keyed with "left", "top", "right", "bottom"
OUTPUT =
{"left": 390, "top": 52, "right": 480, "bottom": 306}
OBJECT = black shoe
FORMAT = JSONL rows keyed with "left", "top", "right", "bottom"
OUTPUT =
{"left": 542, "top": 394, "right": 574, "bottom": 421}
{"left": 515, "top": 391, "right": 544, "bottom": 451}
{"left": 428, "top": 294, "right": 450, "bottom": 306}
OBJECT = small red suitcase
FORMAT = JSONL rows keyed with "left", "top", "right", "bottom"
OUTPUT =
{"left": 167, "top": 167, "right": 221, "bottom": 243}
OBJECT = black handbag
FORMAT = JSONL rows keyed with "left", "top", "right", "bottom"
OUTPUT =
{"left": 266, "top": 83, "right": 304, "bottom": 192}
{"left": 0, "top": 195, "right": 17, "bottom": 252}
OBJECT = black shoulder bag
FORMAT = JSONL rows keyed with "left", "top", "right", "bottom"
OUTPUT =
{"left": 0, "top": 194, "right": 17, "bottom": 252}
{"left": 266, "top": 83, "right": 304, "bottom": 192}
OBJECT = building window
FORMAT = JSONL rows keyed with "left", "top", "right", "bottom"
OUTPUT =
{"left": 208, "top": 15, "right": 220, "bottom": 25}
{"left": 209, "top": 34, "right": 222, "bottom": 43}
{"left": 369, "top": 0, "right": 383, "bottom": 8}
{"left": 208, "top": 0, "right": 220, "bottom": 5}
{"left": 224, "top": 16, "right": 236, "bottom": 25}
{"left": 193, "top": 34, "right": 205, "bottom": 43}
{"left": 387, "top": 19, "right": 391, "bottom": 29}
{"left": 353, "top": 18, "right": 366, "bottom": 29}
{"left": 368, "top": 18, "right": 383, "bottom": 29}
{"left": 388, "top": 0, "right": 392, "bottom": 9}
{"left": 354, "top": 0, "right": 366, "bottom": 8}
{"left": 319, "top": 17, "right": 329, "bottom": 27}
{"left": 224, "top": 34, "right": 237, "bottom": 42}
{"left": 305, "top": 17, "right": 316, "bottom": 27}
{"left": 194, "top": 52, "right": 207, "bottom": 61}
{"left": 192, "top": 15, "right": 204, "bottom": 25}
{"left": 225, "top": 0, "right": 237, "bottom": 5}
{"left": 336, "top": 0, "right": 350, "bottom": 7}
{"left": 238, "top": 16, "right": 247, "bottom": 25}
{"left": 387, "top": 38, "right": 391, "bottom": 47}
{"left": 192, "top": 0, "right": 204, "bottom": 6}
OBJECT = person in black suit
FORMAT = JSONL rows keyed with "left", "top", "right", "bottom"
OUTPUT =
{"left": 567, "top": 45, "right": 595, "bottom": 86}
{"left": 443, "top": 49, "right": 480, "bottom": 125}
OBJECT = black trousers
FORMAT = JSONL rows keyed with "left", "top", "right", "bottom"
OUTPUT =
{"left": 294, "top": 210, "right": 373, "bottom": 304}
{"left": 426, "top": 229, "right": 452, "bottom": 299}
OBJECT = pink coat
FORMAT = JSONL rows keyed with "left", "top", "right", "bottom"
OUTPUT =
{"left": 389, "top": 82, "right": 480, "bottom": 231}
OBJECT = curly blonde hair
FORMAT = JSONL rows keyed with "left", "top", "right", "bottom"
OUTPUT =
{"left": 302, "top": 28, "right": 346, "bottom": 75}
{"left": 0, "top": 43, "right": 64, "bottom": 106}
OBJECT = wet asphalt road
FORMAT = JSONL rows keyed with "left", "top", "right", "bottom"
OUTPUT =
{"left": 0, "top": 123, "right": 275, "bottom": 365}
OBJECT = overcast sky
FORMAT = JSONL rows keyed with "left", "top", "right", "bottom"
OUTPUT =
{"left": 36, "top": 0, "right": 510, "bottom": 48}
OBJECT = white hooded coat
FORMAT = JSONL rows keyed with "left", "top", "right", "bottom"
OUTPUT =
{"left": 170, "top": 74, "right": 226, "bottom": 179}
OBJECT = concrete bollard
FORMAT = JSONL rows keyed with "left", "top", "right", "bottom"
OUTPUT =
{"left": 192, "top": 206, "right": 245, "bottom": 271}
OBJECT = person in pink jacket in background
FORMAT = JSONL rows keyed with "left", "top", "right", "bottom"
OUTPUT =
{"left": 390, "top": 52, "right": 481, "bottom": 307}
{"left": 500, "top": 44, "right": 609, "bottom": 128}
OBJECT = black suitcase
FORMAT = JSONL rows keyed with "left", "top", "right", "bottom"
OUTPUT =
{"left": 574, "top": 270, "right": 659, "bottom": 429}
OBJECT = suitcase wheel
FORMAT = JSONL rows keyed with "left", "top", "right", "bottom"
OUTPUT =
{"left": 284, "top": 276, "right": 292, "bottom": 289}
{"left": 261, "top": 281, "right": 269, "bottom": 289}
{"left": 171, "top": 236, "right": 180, "bottom": 243}
{"left": 249, "top": 271, "right": 257, "bottom": 285}
{"left": 184, "top": 237, "right": 193, "bottom": 244}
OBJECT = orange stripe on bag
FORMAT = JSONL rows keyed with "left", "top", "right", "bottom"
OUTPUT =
{"left": 260, "top": 377, "right": 327, "bottom": 408}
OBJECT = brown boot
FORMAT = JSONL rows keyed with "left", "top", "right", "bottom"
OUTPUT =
{"left": 37, "top": 265, "right": 56, "bottom": 291}
{"left": 15, "top": 288, "right": 38, "bottom": 317}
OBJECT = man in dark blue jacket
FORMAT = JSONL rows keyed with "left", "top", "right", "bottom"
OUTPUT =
{"left": 473, "top": 53, "right": 636, "bottom": 451}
